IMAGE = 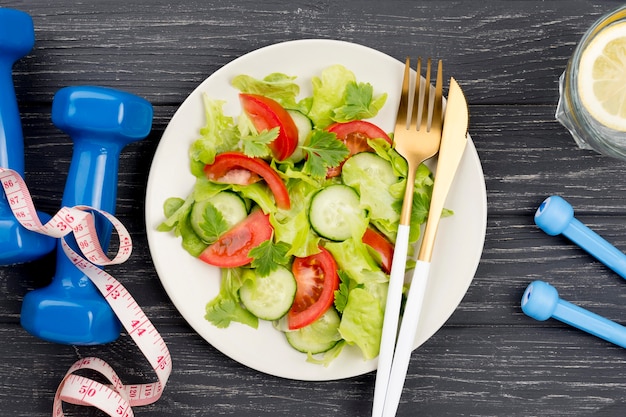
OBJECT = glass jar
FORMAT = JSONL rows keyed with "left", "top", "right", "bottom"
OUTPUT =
{"left": 556, "top": 5, "right": 626, "bottom": 160}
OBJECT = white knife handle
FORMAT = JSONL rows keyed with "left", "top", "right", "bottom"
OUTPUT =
{"left": 381, "top": 260, "right": 431, "bottom": 417}
{"left": 371, "top": 224, "right": 411, "bottom": 417}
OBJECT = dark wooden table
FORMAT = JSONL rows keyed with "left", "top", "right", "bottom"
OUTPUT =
{"left": 2, "top": 1, "right": 626, "bottom": 416}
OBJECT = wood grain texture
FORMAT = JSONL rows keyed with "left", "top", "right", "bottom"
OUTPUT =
{"left": 3, "top": 0, "right": 626, "bottom": 416}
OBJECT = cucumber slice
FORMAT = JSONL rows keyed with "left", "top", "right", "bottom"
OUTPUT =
{"left": 342, "top": 152, "right": 397, "bottom": 187}
{"left": 286, "top": 109, "right": 312, "bottom": 163}
{"left": 191, "top": 191, "right": 247, "bottom": 242}
{"left": 240, "top": 266, "right": 297, "bottom": 321}
{"left": 285, "top": 308, "right": 341, "bottom": 354}
{"left": 309, "top": 184, "right": 366, "bottom": 241}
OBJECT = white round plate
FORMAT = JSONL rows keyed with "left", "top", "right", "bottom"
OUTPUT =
{"left": 145, "top": 39, "right": 487, "bottom": 381}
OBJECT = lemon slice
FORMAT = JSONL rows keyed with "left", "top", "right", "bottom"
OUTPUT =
{"left": 578, "top": 21, "right": 626, "bottom": 131}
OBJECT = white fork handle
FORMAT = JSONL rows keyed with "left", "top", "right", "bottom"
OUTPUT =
{"left": 371, "top": 224, "right": 411, "bottom": 417}
{"left": 381, "top": 260, "right": 431, "bottom": 417}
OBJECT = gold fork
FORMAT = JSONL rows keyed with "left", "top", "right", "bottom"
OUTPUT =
{"left": 371, "top": 57, "right": 443, "bottom": 417}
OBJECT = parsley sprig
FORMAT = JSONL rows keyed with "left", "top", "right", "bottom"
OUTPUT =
{"left": 241, "top": 127, "right": 279, "bottom": 158}
{"left": 333, "top": 81, "right": 388, "bottom": 122}
{"left": 197, "top": 203, "right": 230, "bottom": 242}
{"left": 301, "top": 130, "right": 350, "bottom": 178}
{"left": 249, "top": 239, "right": 291, "bottom": 277}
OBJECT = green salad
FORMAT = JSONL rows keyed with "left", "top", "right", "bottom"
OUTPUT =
{"left": 158, "top": 64, "right": 439, "bottom": 365}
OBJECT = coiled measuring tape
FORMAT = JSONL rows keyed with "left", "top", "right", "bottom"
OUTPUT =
{"left": 1, "top": 167, "right": 171, "bottom": 417}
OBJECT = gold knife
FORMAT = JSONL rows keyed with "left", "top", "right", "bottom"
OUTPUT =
{"left": 380, "top": 77, "right": 469, "bottom": 417}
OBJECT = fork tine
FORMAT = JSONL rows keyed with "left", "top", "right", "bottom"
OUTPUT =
{"left": 397, "top": 57, "right": 411, "bottom": 128}
{"left": 409, "top": 57, "right": 421, "bottom": 131}
{"left": 421, "top": 58, "right": 432, "bottom": 131}
{"left": 432, "top": 59, "right": 444, "bottom": 129}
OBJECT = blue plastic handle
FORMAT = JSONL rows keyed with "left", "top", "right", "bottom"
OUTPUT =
{"left": 0, "top": 8, "right": 55, "bottom": 265}
{"left": 535, "top": 195, "right": 626, "bottom": 279}
{"left": 20, "top": 86, "right": 153, "bottom": 345}
{"left": 522, "top": 280, "right": 626, "bottom": 348}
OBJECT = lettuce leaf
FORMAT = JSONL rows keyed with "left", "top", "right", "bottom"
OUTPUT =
{"left": 192, "top": 177, "right": 232, "bottom": 202}
{"left": 231, "top": 72, "right": 300, "bottom": 109}
{"left": 189, "top": 94, "right": 240, "bottom": 175}
{"left": 307, "top": 65, "right": 387, "bottom": 128}
{"left": 307, "top": 65, "right": 356, "bottom": 128}
{"left": 341, "top": 156, "right": 401, "bottom": 226}
{"left": 325, "top": 239, "right": 387, "bottom": 285}
{"left": 157, "top": 196, "right": 189, "bottom": 232}
{"left": 338, "top": 287, "right": 384, "bottom": 360}
{"left": 205, "top": 268, "right": 258, "bottom": 328}
{"left": 231, "top": 182, "right": 277, "bottom": 214}
{"left": 270, "top": 179, "right": 320, "bottom": 258}
{"left": 305, "top": 340, "right": 346, "bottom": 367}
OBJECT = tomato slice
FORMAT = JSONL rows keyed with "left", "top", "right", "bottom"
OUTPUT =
{"left": 240, "top": 93, "right": 299, "bottom": 161}
{"left": 325, "top": 120, "right": 393, "bottom": 177}
{"left": 327, "top": 120, "right": 392, "bottom": 148}
{"left": 288, "top": 247, "right": 340, "bottom": 330}
{"left": 198, "top": 209, "right": 273, "bottom": 268}
{"left": 204, "top": 152, "right": 290, "bottom": 210}
{"left": 362, "top": 227, "right": 394, "bottom": 274}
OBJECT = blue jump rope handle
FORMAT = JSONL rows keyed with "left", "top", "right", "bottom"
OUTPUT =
{"left": 0, "top": 8, "right": 55, "bottom": 264}
{"left": 522, "top": 280, "right": 626, "bottom": 348}
{"left": 535, "top": 195, "right": 626, "bottom": 279}
{"left": 20, "top": 86, "right": 153, "bottom": 345}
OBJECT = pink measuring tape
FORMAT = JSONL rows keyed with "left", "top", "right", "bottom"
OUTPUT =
{"left": 1, "top": 167, "right": 172, "bottom": 417}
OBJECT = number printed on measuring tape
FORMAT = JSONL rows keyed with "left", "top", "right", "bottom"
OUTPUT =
{"left": 1, "top": 167, "right": 172, "bottom": 416}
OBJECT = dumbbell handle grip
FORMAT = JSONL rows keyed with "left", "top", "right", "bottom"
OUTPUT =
{"left": 552, "top": 297, "right": 626, "bottom": 348}
{"left": 55, "top": 136, "right": 124, "bottom": 279}
{"left": 564, "top": 217, "right": 626, "bottom": 279}
{"left": 0, "top": 63, "right": 24, "bottom": 174}
{"left": 61, "top": 135, "right": 122, "bottom": 212}
{"left": 536, "top": 196, "right": 626, "bottom": 279}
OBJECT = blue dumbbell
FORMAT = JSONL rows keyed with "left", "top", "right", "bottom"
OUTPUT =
{"left": 20, "top": 86, "right": 153, "bottom": 345}
{"left": 535, "top": 195, "right": 626, "bottom": 279}
{"left": 522, "top": 280, "right": 626, "bottom": 348}
{"left": 0, "top": 8, "right": 55, "bottom": 264}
